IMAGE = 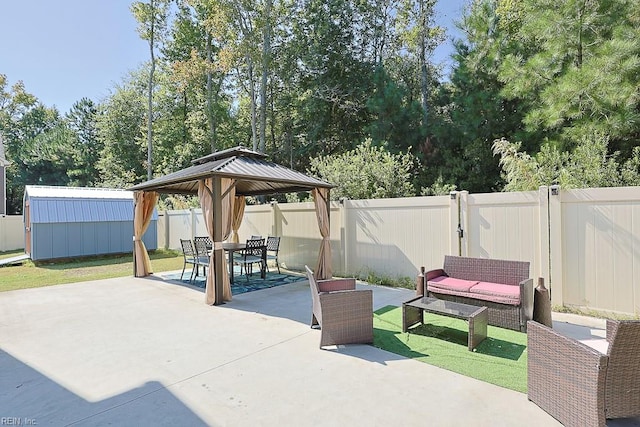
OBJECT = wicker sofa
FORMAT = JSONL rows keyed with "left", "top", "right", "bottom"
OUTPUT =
{"left": 422, "top": 255, "right": 533, "bottom": 332}
{"left": 528, "top": 319, "right": 640, "bottom": 427}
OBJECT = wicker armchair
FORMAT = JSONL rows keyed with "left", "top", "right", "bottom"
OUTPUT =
{"left": 527, "top": 320, "right": 640, "bottom": 427}
{"left": 305, "top": 266, "right": 373, "bottom": 348}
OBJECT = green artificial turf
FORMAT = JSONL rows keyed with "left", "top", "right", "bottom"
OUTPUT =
{"left": 373, "top": 305, "right": 528, "bottom": 393}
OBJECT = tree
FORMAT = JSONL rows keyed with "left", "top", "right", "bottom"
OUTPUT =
{"left": 170, "top": 0, "right": 233, "bottom": 154}
{"left": 132, "top": 0, "right": 170, "bottom": 179}
{"left": 395, "top": 0, "right": 444, "bottom": 130}
{"left": 365, "top": 66, "right": 424, "bottom": 153}
{"left": 95, "top": 73, "right": 148, "bottom": 188}
{"left": 492, "top": 135, "right": 640, "bottom": 191}
{"left": 65, "top": 98, "right": 102, "bottom": 186}
{"left": 191, "top": 0, "right": 266, "bottom": 151}
{"left": 309, "top": 139, "right": 415, "bottom": 200}
{"left": 290, "top": 0, "right": 376, "bottom": 155}
{"left": 0, "top": 75, "right": 72, "bottom": 213}
{"left": 498, "top": 0, "right": 640, "bottom": 155}
{"left": 426, "top": 0, "right": 527, "bottom": 193}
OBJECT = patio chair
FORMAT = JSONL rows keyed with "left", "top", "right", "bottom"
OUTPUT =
{"left": 179, "top": 239, "right": 198, "bottom": 282}
{"left": 265, "top": 236, "right": 281, "bottom": 274}
{"left": 193, "top": 237, "right": 211, "bottom": 274}
{"left": 235, "top": 238, "right": 265, "bottom": 281}
{"left": 527, "top": 320, "right": 640, "bottom": 427}
{"left": 305, "top": 265, "right": 373, "bottom": 348}
{"left": 180, "top": 238, "right": 209, "bottom": 283}
{"left": 194, "top": 235, "right": 212, "bottom": 252}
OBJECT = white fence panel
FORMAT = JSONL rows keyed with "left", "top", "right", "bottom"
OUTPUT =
{"left": 345, "top": 196, "right": 451, "bottom": 278}
{"left": 273, "top": 202, "right": 342, "bottom": 272}
{"left": 162, "top": 209, "right": 194, "bottom": 250}
{"left": 462, "top": 190, "right": 545, "bottom": 283}
{"left": 559, "top": 187, "right": 640, "bottom": 314}
{"left": 239, "top": 204, "right": 274, "bottom": 241}
{"left": 0, "top": 215, "right": 23, "bottom": 251}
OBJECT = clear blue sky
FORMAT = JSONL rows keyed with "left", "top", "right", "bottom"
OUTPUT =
{"left": 0, "top": 0, "right": 466, "bottom": 114}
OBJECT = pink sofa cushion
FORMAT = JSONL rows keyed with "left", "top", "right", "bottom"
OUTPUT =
{"left": 471, "top": 281, "right": 520, "bottom": 304}
{"left": 427, "top": 276, "right": 478, "bottom": 293}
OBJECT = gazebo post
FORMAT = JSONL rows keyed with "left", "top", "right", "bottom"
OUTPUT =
{"left": 132, "top": 199, "right": 137, "bottom": 277}
{"left": 213, "top": 177, "right": 225, "bottom": 305}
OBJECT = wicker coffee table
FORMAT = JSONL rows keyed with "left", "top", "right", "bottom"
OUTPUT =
{"left": 402, "top": 296, "right": 488, "bottom": 351}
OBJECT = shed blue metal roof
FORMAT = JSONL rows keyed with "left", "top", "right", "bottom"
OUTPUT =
{"left": 24, "top": 186, "right": 158, "bottom": 224}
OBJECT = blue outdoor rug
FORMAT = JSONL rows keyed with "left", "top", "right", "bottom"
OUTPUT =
{"left": 164, "top": 267, "right": 306, "bottom": 295}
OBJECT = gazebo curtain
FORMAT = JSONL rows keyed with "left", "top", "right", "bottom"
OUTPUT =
{"left": 133, "top": 191, "right": 159, "bottom": 277}
{"left": 312, "top": 187, "right": 332, "bottom": 280}
{"left": 199, "top": 178, "right": 235, "bottom": 305}
{"left": 231, "top": 195, "right": 246, "bottom": 243}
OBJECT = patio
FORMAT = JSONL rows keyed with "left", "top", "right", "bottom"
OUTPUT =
{"left": 0, "top": 274, "right": 636, "bottom": 426}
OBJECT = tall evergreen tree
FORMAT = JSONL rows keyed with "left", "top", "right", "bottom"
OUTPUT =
{"left": 65, "top": 98, "right": 102, "bottom": 187}
{"left": 498, "top": 0, "right": 640, "bottom": 155}
{"left": 428, "top": 0, "right": 528, "bottom": 192}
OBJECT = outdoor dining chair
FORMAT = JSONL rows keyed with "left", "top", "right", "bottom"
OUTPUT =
{"left": 180, "top": 239, "right": 202, "bottom": 282}
{"left": 305, "top": 265, "right": 373, "bottom": 348}
{"left": 179, "top": 239, "right": 196, "bottom": 281}
{"left": 235, "top": 237, "right": 266, "bottom": 281}
{"left": 194, "top": 235, "right": 212, "bottom": 252}
{"left": 265, "top": 236, "right": 281, "bottom": 274}
{"left": 179, "top": 239, "right": 208, "bottom": 283}
{"left": 193, "top": 237, "right": 211, "bottom": 270}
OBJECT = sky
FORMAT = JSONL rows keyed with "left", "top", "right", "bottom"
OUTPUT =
{"left": 0, "top": 0, "right": 466, "bottom": 114}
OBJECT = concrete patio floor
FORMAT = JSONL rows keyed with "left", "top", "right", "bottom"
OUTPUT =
{"left": 0, "top": 273, "right": 637, "bottom": 426}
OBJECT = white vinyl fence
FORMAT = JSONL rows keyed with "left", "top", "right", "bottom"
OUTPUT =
{"left": 0, "top": 215, "right": 23, "bottom": 252}
{"left": 159, "top": 185, "right": 640, "bottom": 316}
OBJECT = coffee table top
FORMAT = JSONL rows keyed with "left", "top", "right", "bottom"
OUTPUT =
{"left": 404, "top": 296, "right": 484, "bottom": 319}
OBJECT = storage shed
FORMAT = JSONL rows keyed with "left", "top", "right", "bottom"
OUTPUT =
{"left": 24, "top": 186, "right": 157, "bottom": 261}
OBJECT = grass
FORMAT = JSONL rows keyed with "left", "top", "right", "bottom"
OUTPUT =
{"left": 0, "top": 249, "right": 184, "bottom": 292}
{"left": 373, "top": 305, "right": 528, "bottom": 393}
{"left": 355, "top": 269, "right": 415, "bottom": 290}
{"left": 552, "top": 304, "right": 639, "bottom": 320}
{"left": 0, "top": 249, "right": 24, "bottom": 260}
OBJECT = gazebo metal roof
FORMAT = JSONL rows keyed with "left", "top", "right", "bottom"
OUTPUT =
{"left": 128, "top": 146, "right": 333, "bottom": 196}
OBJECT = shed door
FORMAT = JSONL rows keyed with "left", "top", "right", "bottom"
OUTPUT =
{"left": 25, "top": 201, "right": 31, "bottom": 255}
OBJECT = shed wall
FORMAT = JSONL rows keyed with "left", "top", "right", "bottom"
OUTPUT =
{"left": 30, "top": 221, "right": 157, "bottom": 261}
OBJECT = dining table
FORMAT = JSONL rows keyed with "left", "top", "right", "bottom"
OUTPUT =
{"left": 222, "top": 242, "right": 266, "bottom": 284}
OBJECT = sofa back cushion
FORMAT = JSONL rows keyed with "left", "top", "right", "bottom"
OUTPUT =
{"left": 443, "top": 255, "right": 530, "bottom": 286}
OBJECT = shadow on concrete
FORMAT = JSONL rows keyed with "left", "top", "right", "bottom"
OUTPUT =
{"left": 0, "top": 349, "right": 207, "bottom": 426}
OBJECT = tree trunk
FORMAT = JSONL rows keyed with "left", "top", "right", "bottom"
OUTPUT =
{"left": 419, "top": 0, "right": 428, "bottom": 129}
{"left": 259, "top": 0, "right": 272, "bottom": 154}
{"left": 248, "top": 57, "right": 258, "bottom": 152}
{"left": 147, "top": 0, "right": 155, "bottom": 180}
{"left": 206, "top": 33, "right": 216, "bottom": 153}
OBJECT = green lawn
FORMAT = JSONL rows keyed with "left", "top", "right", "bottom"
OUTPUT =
{"left": 0, "top": 249, "right": 24, "bottom": 261}
{"left": 0, "top": 249, "right": 184, "bottom": 292}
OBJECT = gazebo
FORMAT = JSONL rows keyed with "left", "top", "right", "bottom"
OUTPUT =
{"left": 129, "top": 146, "right": 333, "bottom": 305}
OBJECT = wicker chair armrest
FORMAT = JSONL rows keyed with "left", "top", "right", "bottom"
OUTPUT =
{"left": 318, "top": 278, "right": 356, "bottom": 292}
{"left": 606, "top": 319, "right": 618, "bottom": 345}
{"left": 425, "top": 268, "right": 445, "bottom": 281}
{"left": 519, "top": 278, "right": 534, "bottom": 324}
{"left": 527, "top": 320, "right": 608, "bottom": 427}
